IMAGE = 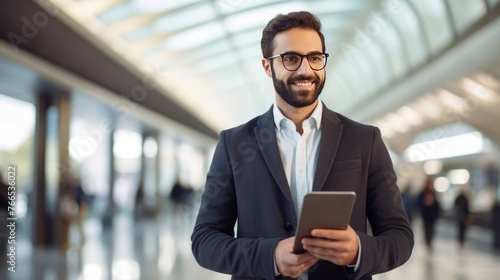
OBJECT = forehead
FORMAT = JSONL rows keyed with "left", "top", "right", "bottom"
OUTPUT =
{"left": 272, "top": 28, "right": 322, "bottom": 54}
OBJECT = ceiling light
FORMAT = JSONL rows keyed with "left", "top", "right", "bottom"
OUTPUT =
{"left": 384, "top": 113, "right": 409, "bottom": 133}
{"left": 404, "top": 131, "right": 485, "bottom": 162}
{"left": 434, "top": 177, "right": 450, "bottom": 192}
{"left": 414, "top": 95, "right": 441, "bottom": 119}
{"left": 436, "top": 88, "right": 466, "bottom": 112}
{"left": 447, "top": 169, "right": 470, "bottom": 185}
{"left": 396, "top": 105, "right": 422, "bottom": 126}
{"left": 143, "top": 137, "right": 158, "bottom": 158}
{"left": 113, "top": 129, "right": 142, "bottom": 159}
{"left": 474, "top": 72, "right": 500, "bottom": 89}
{"left": 374, "top": 120, "right": 396, "bottom": 138}
{"left": 423, "top": 160, "right": 443, "bottom": 175}
{"left": 461, "top": 77, "right": 494, "bottom": 101}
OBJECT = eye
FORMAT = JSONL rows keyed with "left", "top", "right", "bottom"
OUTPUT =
{"left": 309, "top": 54, "right": 324, "bottom": 61}
{"left": 283, "top": 55, "right": 300, "bottom": 63}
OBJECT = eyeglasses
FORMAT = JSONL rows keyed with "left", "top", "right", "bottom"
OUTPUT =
{"left": 267, "top": 52, "right": 329, "bottom": 71}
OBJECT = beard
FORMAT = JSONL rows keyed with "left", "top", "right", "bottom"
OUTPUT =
{"left": 271, "top": 65, "right": 325, "bottom": 108}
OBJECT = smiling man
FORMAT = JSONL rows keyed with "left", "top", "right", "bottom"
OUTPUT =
{"left": 192, "top": 11, "right": 413, "bottom": 280}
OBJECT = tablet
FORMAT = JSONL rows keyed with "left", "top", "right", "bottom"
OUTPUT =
{"left": 292, "top": 191, "right": 356, "bottom": 254}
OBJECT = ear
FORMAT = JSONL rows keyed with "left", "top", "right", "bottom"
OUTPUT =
{"left": 261, "top": 58, "right": 272, "bottom": 77}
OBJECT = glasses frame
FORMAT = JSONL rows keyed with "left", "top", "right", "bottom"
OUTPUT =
{"left": 267, "top": 52, "right": 329, "bottom": 71}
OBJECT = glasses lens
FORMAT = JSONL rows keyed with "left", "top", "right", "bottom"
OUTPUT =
{"left": 282, "top": 54, "right": 301, "bottom": 71}
{"left": 308, "top": 53, "right": 326, "bottom": 70}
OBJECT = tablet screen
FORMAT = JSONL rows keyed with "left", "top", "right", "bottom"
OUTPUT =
{"left": 292, "top": 191, "right": 356, "bottom": 254}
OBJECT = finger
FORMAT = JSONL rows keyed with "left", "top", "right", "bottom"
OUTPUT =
{"left": 304, "top": 243, "right": 357, "bottom": 266}
{"left": 302, "top": 238, "right": 346, "bottom": 254}
{"left": 291, "top": 253, "right": 317, "bottom": 267}
{"left": 302, "top": 256, "right": 319, "bottom": 270}
{"left": 305, "top": 247, "right": 347, "bottom": 264}
{"left": 311, "top": 228, "right": 349, "bottom": 240}
{"left": 303, "top": 244, "right": 335, "bottom": 256}
{"left": 281, "top": 263, "right": 310, "bottom": 278}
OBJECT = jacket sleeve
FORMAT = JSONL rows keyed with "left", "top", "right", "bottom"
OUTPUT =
{"left": 350, "top": 127, "right": 414, "bottom": 279}
{"left": 191, "top": 130, "right": 280, "bottom": 279}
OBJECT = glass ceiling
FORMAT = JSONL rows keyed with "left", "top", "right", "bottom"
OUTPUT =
{"left": 45, "top": 0, "right": 497, "bottom": 135}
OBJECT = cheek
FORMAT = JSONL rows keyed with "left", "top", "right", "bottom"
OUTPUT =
{"left": 317, "top": 72, "right": 326, "bottom": 82}
{"left": 275, "top": 71, "right": 290, "bottom": 83}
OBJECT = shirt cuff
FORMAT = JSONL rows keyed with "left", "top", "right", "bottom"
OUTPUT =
{"left": 346, "top": 235, "right": 361, "bottom": 272}
{"left": 274, "top": 256, "right": 280, "bottom": 276}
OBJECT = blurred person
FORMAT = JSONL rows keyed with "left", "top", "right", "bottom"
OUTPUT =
{"left": 169, "top": 178, "right": 185, "bottom": 210}
{"left": 401, "top": 184, "right": 416, "bottom": 225}
{"left": 134, "top": 183, "right": 144, "bottom": 218}
{"left": 417, "top": 178, "right": 441, "bottom": 252}
{"left": 191, "top": 11, "right": 413, "bottom": 280}
{"left": 68, "top": 174, "right": 89, "bottom": 244}
{"left": 59, "top": 185, "right": 78, "bottom": 250}
{"left": 454, "top": 185, "right": 471, "bottom": 250}
{"left": 170, "top": 177, "right": 195, "bottom": 210}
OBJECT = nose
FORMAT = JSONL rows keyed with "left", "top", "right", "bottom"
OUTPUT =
{"left": 295, "top": 57, "right": 314, "bottom": 75}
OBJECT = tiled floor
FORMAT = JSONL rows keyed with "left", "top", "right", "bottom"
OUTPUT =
{"left": 374, "top": 219, "right": 500, "bottom": 280}
{"left": 2, "top": 202, "right": 500, "bottom": 280}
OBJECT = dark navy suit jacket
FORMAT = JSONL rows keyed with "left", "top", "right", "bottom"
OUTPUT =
{"left": 192, "top": 104, "right": 413, "bottom": 280}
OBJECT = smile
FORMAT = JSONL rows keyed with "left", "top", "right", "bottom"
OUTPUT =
{"left": 292, "top": 81, "right": 314, "bottom": 87}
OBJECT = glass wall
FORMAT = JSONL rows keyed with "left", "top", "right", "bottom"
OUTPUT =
{"left": 447, "top": 0, "right": 487, "bottom": 34}
{"left": 69, "top": 92, "right": 114, "bottom": 221}
{"left": 113, "top": 129, "right": 142, "bottom": 211}
{"left": 410, "top": 0, "right": 452, "bottom": 54}
{"left": 0, "top": 94, "right": 36, "bottom": 241}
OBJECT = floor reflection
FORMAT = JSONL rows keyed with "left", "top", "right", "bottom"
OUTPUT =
{"left": 3, "top": 202, "right": 500, "bottom": 280}
{"left": 374, "top": 218, "right": 500, "bottom": 280}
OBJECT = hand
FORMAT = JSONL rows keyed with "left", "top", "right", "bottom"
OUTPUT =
{"left": 275, "top": 236, "right": 319, "bottom": 278}
{"left": 301, "top": 226, "right": 359, "bottom": 266}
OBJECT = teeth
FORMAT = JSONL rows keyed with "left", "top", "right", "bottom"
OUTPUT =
{"left": 295, "top": 82, "right": 312, "bottom": 86}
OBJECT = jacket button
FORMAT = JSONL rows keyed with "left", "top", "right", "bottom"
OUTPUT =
{"left": 283, "top": 222, "right": 293, "bottom": 231}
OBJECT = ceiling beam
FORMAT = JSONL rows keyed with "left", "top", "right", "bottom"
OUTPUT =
{"left": 0, "top": 0, "right": 218, "bottom": 139}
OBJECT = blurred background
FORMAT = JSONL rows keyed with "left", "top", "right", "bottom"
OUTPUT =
{"left": 0, "top": 0, "right": 499, "bottom": 279}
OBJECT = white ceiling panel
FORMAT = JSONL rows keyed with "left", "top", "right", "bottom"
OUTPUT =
{"left": 43, "top": 0, "right": 500, "bottom": 146}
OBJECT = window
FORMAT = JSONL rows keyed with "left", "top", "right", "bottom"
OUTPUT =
{"left": 447, "top": 0, "right": 487, "bottom": 34}
{"left": 411, "top": 0, "right": 453, "bottom": 54}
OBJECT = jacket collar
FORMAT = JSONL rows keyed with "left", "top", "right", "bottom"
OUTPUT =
{"left": 255, "top": 102, "right": 344, "bottom": 206}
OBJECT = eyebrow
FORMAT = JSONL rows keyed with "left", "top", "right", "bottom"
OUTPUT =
{"left": 280, "top": 51, "right": 324, "bottom": 55}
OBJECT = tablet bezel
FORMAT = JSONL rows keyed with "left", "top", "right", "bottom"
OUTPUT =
{"left": 292, "top": 191, "right": 356, "bottom": 254}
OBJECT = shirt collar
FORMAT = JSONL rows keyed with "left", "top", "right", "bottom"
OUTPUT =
{"left": 273, "top": 100, "right": 323, "bottom": 132}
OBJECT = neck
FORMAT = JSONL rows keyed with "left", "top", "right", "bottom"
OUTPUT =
{"left": 276, "top": 98, "right": 318, "bottom": 135}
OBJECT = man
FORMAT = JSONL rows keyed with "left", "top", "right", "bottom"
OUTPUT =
{"left": 192, "top": 11, "right": 413, "bottom": 280}
{"left": 454, "top": 185, "right": 471, "bottom": 250}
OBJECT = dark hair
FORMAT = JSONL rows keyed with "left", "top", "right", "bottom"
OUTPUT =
{"left": 261, "top": 11, "right": 326, "bottom": 58}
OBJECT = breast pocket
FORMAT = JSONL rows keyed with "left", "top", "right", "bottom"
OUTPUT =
{"left": 324, "top": 159, "right": 362, "bottom": 191}
{"left": 332, "top": 159, "right": 362, "bottom": 172}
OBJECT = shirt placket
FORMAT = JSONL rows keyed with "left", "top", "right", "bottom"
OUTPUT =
{"left": 295, "top": 126, "right": 310, "bottom": 215}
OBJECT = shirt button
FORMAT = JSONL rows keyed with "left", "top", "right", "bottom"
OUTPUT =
{"left": 284, "top": 222, "right": 293, "bottom": 232}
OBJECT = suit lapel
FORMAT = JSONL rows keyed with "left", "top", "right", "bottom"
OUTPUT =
{"left": 312, "top": 105, "right": 343, "bottom": 191}
{"left": 255, "top": 107, "right": 295, "bottom": 211}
